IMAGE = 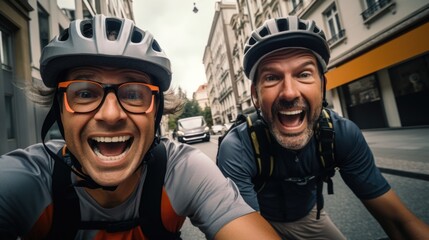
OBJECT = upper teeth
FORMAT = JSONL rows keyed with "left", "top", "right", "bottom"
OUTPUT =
{"left": 279, "top": 110, "right": 303, "bottom": 115}
{"left": 92, "top": 136, "right": 131, "bottom": 143}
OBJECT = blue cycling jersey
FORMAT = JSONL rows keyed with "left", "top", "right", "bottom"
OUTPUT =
{"left": 218, "top": 110, "right": 390, "bottom": 222}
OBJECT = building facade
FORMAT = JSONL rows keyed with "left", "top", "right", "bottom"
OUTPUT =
{"left": 193, "top": 83, "right": 210, "bottom": 110}
{"left": 203, "top": 0, "right": 240, "bottom": 125}
{"left": 0, "top": 0, "right": 133, "bottom": 154}
{"left": 203, "top": 0, "right": 429, "bottom": 129}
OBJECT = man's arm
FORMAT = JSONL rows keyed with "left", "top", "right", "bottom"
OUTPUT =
{"left": 363, "top": 189, "right": 429, "bottom": 240}
{"left": 214, "top": 212, "right": 281, "bottom": 240}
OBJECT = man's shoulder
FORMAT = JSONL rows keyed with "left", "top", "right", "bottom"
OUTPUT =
{"left": 327, "top": 109, "right": 361, "bottom": 135}
{"left": 326, "top": 109, "right": 367, "bottom": 155}
{"left": 222, "top": 121, "right": 249, "bottom": 144}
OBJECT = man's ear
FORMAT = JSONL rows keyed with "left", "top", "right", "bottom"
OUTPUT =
{"left": 251, "top": 84, "right": 260, "bottom": 109}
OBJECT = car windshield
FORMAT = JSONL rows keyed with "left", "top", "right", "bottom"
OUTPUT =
{"left": 179, "top": 118, "right": 203, "bottom": 129}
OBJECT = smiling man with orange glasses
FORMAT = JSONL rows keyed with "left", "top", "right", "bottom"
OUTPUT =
{"left": 0, "top": 15, "right": 281, "bottom": 240}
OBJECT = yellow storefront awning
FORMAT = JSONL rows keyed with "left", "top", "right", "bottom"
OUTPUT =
{"left": 326, "top": 21, "right": 429, "bottom": 90}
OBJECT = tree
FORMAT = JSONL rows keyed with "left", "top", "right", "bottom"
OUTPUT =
{"left": 178, "top": 99, "right": 202, "bottom": 119}
{"left": 202, "top": 106, "right": 213, "bottom": 126}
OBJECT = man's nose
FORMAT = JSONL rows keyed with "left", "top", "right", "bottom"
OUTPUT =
{"left": 94, "top": 92, "right": 127, "bottom": 124}
{"left": 279, "top": 75, "right": 300, "bottom": 101}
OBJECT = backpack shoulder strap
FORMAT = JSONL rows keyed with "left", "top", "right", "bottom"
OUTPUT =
{"left": 315, "top": 108, "right": 336, "bottom": 192}
{"left": 139, "top": 143, "right": 182, "bottom": 239}
{"left": 314, "top": 108, "right": 336, "bottom": 219}
{"left": 247, "top": 113, "right": 274, "bottom": 193}
{"left": 47, "top": 147, "right": 80, "bottom": 240}
{"left": 216, "top": 113, "right": 248, "bottom": 165}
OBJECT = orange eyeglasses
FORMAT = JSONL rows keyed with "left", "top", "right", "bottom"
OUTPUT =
{"left": 58, "top": 80, "right": 159, "bottom": 114}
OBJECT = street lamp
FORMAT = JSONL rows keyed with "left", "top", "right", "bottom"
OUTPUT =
{"left": 193, "top": 2, "right": 198, "bottom": 13}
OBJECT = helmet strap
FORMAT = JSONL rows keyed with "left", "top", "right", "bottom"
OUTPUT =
{"left": 322, "top": 75, "right": 328, "bottom": 107}
{"left": 41, "top": 96, "right": 118, "bottom": 191}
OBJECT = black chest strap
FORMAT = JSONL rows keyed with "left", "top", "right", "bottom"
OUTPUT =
{"left": 47, "top": 143, "right": 180, "bottom": 239}
{"left": 47, "top": 148, "right": 80, "bottom": 240}
{"left": 139, "top": 143, "right": 181, "bottom": 239}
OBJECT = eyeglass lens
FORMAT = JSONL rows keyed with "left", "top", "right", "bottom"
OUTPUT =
{"left": 63, "top": 81, "right": 156, "bottom": 113}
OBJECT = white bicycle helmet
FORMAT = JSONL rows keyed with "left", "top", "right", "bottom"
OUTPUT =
{"left": 243, "top": 16, "right": 330, "bottom": 82}
{"left": 40, "top": 14, "right": 171, "bottom": 91}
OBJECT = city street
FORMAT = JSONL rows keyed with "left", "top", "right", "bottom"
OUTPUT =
{"left": 179, "top": 128, "right": 429, "bottom": 240}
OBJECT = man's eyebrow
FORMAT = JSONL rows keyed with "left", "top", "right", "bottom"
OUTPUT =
{"left": 297, "top": 60, "right": 317, "bottom": 69}
{"left": 259, "top": 60, "right": 317, "bottom": 72}
{"left": 70, "top": 73, "right": 93, "bottom": 80}
{"left": 124, "top": 75, "right": 151, "bottom": 83}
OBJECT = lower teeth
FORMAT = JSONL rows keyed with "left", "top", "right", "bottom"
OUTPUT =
{"left": 93, "top": 147, "right": 129, "bottom": 161}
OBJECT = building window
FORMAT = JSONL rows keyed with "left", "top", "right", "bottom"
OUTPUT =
{"left": 38, "top": 4, "right": 50, "bottom": 51}
{"left": 324, "top": 4, "right": 345, "bottom": 46}
{"left": 5, "top": 95, "right": 15, "bottom": 139}
{"left": 289, "top": 0, "right": 303, "bottom": 15}
{"left": 0, "top": 28, "right": 15, "bottom": 140}
{"left": 0, "top": 30, "right": 12, "bottom": 70}
{"left": 361, "top": 0, "right": 395, "bottom": 22}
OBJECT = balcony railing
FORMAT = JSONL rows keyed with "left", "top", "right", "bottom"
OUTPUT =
{"left": 289, "top": 0, "right": 303, "bottom": 15}
{"left": 327, "top": 29, "right": 346, "bottom": 46}
{"left": 361, "top": 0, "right": 394, "bottom": 21}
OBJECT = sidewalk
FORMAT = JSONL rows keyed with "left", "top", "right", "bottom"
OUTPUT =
{"left": 361, "top": 127, "right": 429, "bottom": 176}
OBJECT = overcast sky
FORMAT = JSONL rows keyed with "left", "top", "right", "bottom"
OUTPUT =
{"left": 57, "top": 0, "right": 225, "bottom": 98}
{"left": 133, "top": 1, "right": 219, "bottom": 98}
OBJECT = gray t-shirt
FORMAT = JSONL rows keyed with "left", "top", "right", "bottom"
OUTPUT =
{"left": 0, "top": 138, "right": 253, "bottom": 239}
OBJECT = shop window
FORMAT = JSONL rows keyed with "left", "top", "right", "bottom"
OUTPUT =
{"left": 388, "top": 54, "right": 429, "bottom": 126}
{"left": 342, "top": 74, "right": 386, "bottom": 129}
{"left": 389, "top": 56, "right": 429, "bottom": 97}
{"left": 345, "top": 75, "right": 380, "bottom": 107}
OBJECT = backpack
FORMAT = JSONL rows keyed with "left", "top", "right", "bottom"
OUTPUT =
{"left": 47, "top": 143, "right": 184, "bottom": 240}
{"left": 217, "top": 108, "right": 336, "bottom": 219}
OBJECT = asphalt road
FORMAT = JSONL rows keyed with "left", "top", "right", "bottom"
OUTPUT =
{"left": 178, "top": 128, "right": 429, "bottom": 239}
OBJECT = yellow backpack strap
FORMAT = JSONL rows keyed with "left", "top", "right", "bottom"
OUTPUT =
{"left": 315, "top": 108, "right": 336, "bottom": 219}
{"left": 247, "top": 113, "right": 274, "bottom": 193}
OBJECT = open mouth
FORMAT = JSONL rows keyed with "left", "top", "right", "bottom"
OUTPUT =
{"left": 89, "top": 136, "right": 133, "bottom": 161}
{"left": 278, "top": 109, "right": 306, "bottom": 128}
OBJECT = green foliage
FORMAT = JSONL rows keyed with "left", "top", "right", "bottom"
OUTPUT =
{"left": 166, "top": 87, "right": 214, "bottom": 130}
{"left": 179, "top": 99, "right": 202, "bottom": 119}
{"left": 202, "top": 106, "right": 213, "bottom": 126}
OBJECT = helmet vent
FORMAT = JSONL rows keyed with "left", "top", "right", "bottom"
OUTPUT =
{"left": 276, "top": 18, "right": 289, "bottom": 31}
{"left": 313, "top": 26, "right": 321, "bottom": 34}
{"left": 259, "top": 27, "right": 269, "bottom": 38}
{"left": 58, "top": 28, "right": 70, "bottom": 41}
{"left": 131, "top": 28, "right": 144, "bottom": 43}
{"left": 106, "top": 18, "right": 122, "bottom": 40}
{"left": 298, "top": 21, "right": 307, "bottom": 30}
{"left": 81, "top": 21, "right": 93, "bottom": 38}
{"left": 152, "top": 40, "right": 161, "bottom": 52}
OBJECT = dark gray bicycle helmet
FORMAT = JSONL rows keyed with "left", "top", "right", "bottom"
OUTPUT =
{"left": 40, "top": 14, "right": 171, "bottom": 91}
{"left": 243, "top": 16, "right": 330, "bottom": 81}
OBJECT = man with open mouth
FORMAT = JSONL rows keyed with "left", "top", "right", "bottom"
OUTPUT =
{"left": 217, "top": 16, "right": 429, "bottom": 239}
{"left": 0, "top": 15, "right": 281, "bottom": 240}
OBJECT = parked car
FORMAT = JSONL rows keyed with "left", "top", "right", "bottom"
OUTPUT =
{"left": 224, "top": 122, "right": 234, "bottom": 131}
{"left": 176, "top": 116, "right": 210, "bottom": 143}
{"left": 211, "top": 124, "right": 225, "bottom": 135}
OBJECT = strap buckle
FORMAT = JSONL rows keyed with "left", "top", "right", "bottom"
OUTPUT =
{"left": 284, "top": 175, "right": 315, "bottom": 185}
